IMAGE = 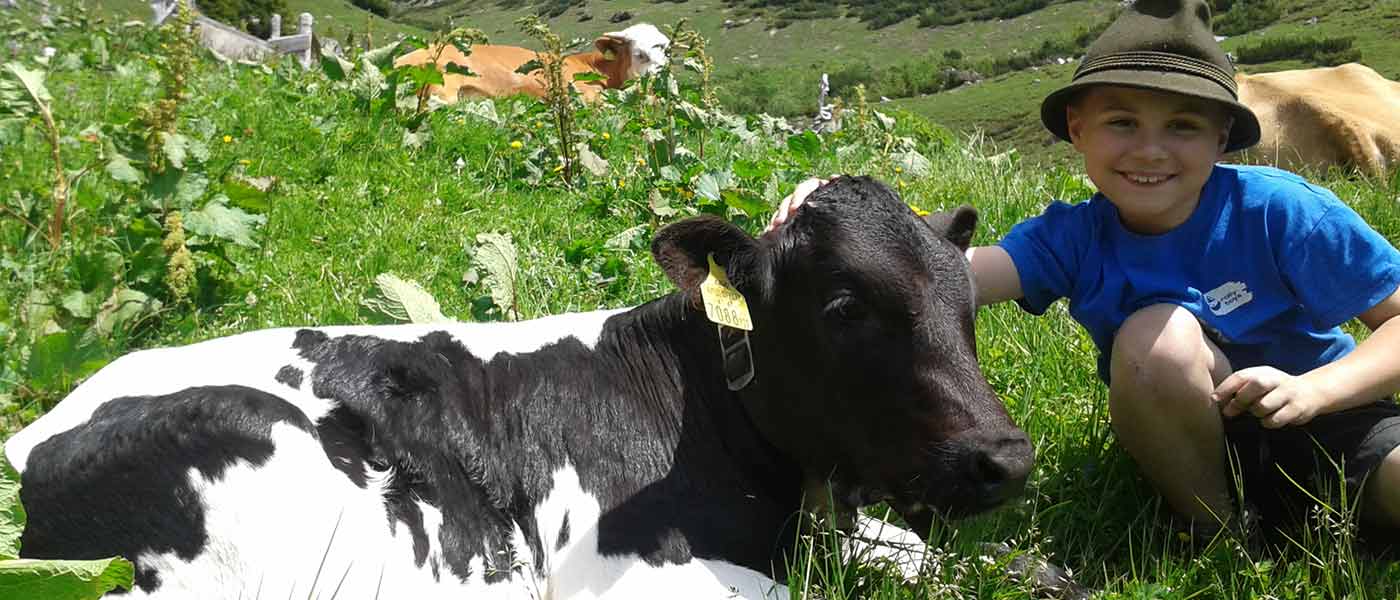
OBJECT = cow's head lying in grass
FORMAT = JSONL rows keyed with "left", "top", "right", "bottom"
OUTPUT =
{"left": 655, "top": 175, "right": 1034, "bottom": 534}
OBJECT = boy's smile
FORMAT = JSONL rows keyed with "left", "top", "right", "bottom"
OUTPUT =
{"left": 1067, "top": 85, "right": 1232, "bottom": 235}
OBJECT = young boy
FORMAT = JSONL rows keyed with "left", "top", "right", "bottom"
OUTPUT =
{"left": 770, "top": 0, "right": 1400, "bottom": 540}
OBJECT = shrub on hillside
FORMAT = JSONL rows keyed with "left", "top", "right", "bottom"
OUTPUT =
{"left": 350, "top": 0, "right": 391, "bottom": 18}
{"left": 1213, "top": 0, "right": 1281, "bottom": 36}
{"left": 197, "top": 0, "right": 288, "bottom": 35}
{"left": 917, "top": 0, "right": 1060, "bottom": 28}
{"left": 1235, "top": 36, "right": 1361, "bottom": 67}
{"left": 725, "top": 0, "right": 1067, "bottom": 30}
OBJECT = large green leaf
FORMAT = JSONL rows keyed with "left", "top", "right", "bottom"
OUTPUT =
{"left": 319, "top": 48, "right": 354, "bottom": 81}
{"left": 222, "top": 175, "right": 273, "bottom": 214}
{"left": 160, "top": 132, "right": 189, "bottom": 170}
{"left": 103, "top": 151, "right": 142, "bottom": 184}
{"left": 89, "top": 288, "right": 161, "bottom": 340}
{"left": 0, "top": 449, "right": 22, "bottom": 561}
{"left": 722, "top": 189, "right": 769, "bottom": 218}
{"left": 2, "top": 63, "right": 51, "bottom": 107}
{"left": 786, "top": 131, "right": 822, "bottom": 165}
{"left": 184, "top": 200, "right": 266, "bottom": 247}
{"left": 474, "top": 232, "right": 518, "bottom": 321}
{"left": 694, "top": 170, "right": 735, "bottom": 203}
{"left": 24, "top": 331, "right": 109, "bottom": 392}
{"left": 361, "top": 273, "right": 449, "bottom": 324}
{"left": 574, "top": 143, "right": 609, "bottom": 177}
{"left": 891, "top": 150, "right": 932, "bottom": 178}
{"left": 362, "top": 41, "right": 402, "bottom": 71}
{"left": 0, "top": 557, "right": 135, "bottom": 600}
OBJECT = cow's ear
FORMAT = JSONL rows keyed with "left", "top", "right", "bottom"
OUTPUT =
{"left": 652, "top": 216, "right": 762, "bottom": 306}
{"left": 594, "top": 35, "right": 623, "bottom": 61}
{"left": 922, "top": 205, "right": 977, "bottom": 251}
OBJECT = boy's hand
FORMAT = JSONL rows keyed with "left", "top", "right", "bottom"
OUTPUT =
{"left": 1212, "top": 366, "right": 1325, "bottom": 428}
{"left": 764, "top": 177, "right": 831, "bottom": 234}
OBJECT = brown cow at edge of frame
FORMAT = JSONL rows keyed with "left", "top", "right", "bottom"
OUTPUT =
{"left": 1235, "top": 62, "right": 1400, "bottom": 178}
{"left": 393, "top": 23, "right": 671, "bottom": 104}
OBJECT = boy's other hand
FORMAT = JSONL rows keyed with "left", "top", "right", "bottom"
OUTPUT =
{"left": 1213, "top": 366, "right": 1325, "bottom": 428}
{"left": 764, "top": 177, "right": 831, "bottom": 234}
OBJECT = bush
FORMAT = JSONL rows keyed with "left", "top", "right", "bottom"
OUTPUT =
{"left": 197, "top": 0, "right": 289, "bottom": 33}
{"left": 1213, "top": 0, "right": 1281, "bottom": 36}
{"left": 350, "top": 0, "right": 391, "bottom": 17}
{"left": 1235, "top": 36, "right": 1362, "bottom": 66}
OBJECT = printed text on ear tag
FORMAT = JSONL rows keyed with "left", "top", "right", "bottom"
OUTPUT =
{"left": 700, "top": 254, "right": 753, "bottom": 331}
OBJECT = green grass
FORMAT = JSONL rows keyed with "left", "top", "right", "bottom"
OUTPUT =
{"left": 6, "top": 7, "right": 1400, "bottom": 599}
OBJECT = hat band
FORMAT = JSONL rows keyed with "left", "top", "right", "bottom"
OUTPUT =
{"left": 1074, "top": 51, "right": 1237, "bottom": 98}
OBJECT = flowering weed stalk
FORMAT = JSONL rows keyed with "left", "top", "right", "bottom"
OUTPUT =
{"left": 516, "top": 16, "right": 577, "bottom": 187}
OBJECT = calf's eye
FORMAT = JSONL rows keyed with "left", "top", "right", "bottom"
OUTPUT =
{"left": 824, "top": 296, "right": 868, "bottom": 323}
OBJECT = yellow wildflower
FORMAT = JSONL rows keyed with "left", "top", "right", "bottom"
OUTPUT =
{"left": 601, "top": 132, "right": 611, "bottom": 141}
{"left": 909, "top": 204, "right": 930, "bottom": 217}
{"left": 510, "top": 140, "right": 524, "bottom": 150}
{"left": 894, "top": 166, "right": 903, "bottom": 174}
{"left": 222, "top": 135, "right": 233, "bottom": 143}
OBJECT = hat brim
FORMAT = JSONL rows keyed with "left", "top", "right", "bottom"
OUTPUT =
{"left": 1040, "top": 68, "right": 1261, "bottom": 153}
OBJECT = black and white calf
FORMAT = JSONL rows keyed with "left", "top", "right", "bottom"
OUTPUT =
{"left": 5, "top": 176, "right": 1033, "bottom": 599}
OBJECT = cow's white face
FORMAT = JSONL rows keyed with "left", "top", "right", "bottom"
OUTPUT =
{"left": 608, "top": 23, "right": 670, "bottom": 78}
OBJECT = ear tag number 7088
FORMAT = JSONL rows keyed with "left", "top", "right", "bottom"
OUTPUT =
{"left": 699, "top": 254, "right": 753, "bottom": 331}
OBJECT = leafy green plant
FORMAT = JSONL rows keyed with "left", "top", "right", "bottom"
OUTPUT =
{"left": 0, "top": 448, "right": 134, "bottom": 599}
{"left": 1, "top": 64, "right": 67, "bottom": 251}
{"left": 515, "top": 15, "right": 581, "bottom": 186}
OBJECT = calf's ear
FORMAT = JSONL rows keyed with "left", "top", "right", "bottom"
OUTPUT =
{"left": 922, "top": 205, "right": 978, "bottom": 251}
{"left": 594, "top": 35, "right": 623, "bottom": 61}
{"left": 652, "top": 216, "right": 762, "bottom": 306}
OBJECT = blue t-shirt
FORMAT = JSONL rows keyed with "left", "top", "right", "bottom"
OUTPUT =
{"left": 999, "top": 164, "right": 1400, "bottom": 383}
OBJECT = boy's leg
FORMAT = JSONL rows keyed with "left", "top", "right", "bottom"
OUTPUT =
{"left": 1109, "top": 304, "right": 1235, "bottom": 525}
{"left": 1367, "top": 446, "right": 1400, "bottom": 529}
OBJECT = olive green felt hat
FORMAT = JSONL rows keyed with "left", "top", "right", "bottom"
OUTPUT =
{"left": 1040, "top": 0, "right": 1260, "bottom": 152}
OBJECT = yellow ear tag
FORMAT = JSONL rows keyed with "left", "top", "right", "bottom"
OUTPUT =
{"left": 700, "top": 254, "right": 753, "bottom": 331}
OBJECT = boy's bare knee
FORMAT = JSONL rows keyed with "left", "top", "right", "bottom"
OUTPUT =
{"left": 1112, "top": 305, "right": 1214, "bottom": 386}
{"left": 1365, "top": 447, "right": 1400, "bottom": 528}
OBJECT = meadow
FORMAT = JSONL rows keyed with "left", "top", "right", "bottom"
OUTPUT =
{"left": 4, "top": 3, "right": 1400, "bottom": 598}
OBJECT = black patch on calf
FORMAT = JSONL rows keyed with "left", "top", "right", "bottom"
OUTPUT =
{"left": 315, "top": 405, "right": 371, "bottom": 489}
{"left": 556, "top": 512, "right": 570, "bottom": 551}
{"left": 19, "top": 386, "right": 315, "bottom": 593}
{"left": 275, "top": 365, "right": 303, "bottom": 389}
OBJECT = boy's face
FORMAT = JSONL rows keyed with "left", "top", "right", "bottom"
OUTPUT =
{"left": 1067, "top": 85, "right": 1232, "bottom": 234}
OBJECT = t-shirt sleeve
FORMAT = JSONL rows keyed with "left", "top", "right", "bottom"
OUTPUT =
{"left": 996, "top": 201, "right": 1088, "bottom": 315}
{"left": 1278, "top": 188, "right": 1400, "bottom": 329}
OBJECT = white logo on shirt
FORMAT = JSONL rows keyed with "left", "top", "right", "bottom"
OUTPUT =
{"left": 1205, "top": 281, "right": 1253, "bottom": 316}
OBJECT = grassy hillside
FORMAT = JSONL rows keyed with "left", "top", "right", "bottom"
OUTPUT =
{"left": 400, "top": 0, "right": 1116, "bottom": 70}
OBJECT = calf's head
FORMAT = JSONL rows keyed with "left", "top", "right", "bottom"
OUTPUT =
{"left": 594, "top": 23, "right": 670, "bottom": 83}
{"left": 652, "top": 176, "right": 1032, "bottom": 534}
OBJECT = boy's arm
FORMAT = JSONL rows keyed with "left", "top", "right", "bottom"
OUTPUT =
{"left": 965, "top": 246, "right": 1023, "bottom": 307}
{"left": 1217, "top": 287, "right": 1400, "bottom": 427}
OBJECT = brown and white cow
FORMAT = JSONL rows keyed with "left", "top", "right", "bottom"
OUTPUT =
{"left": 1235, "top": 63, "right": 1400, "bottom": 177}
{"left": 5, "top": 176, "right": 1033, "bottom": 599}
{"left": 393, "top": 23, "right": 670, "bottom": 104}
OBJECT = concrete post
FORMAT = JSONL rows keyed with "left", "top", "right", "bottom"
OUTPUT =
{"left": 299, "top": 14, "right": 314, "bottom": 67}
{"left": 270, "top": 13, "right": 281, "bottom": 39}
